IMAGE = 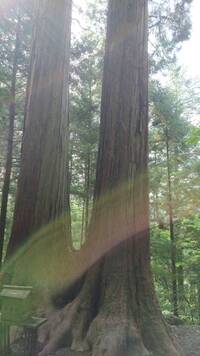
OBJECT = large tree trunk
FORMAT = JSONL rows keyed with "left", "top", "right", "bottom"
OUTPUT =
{"left": 6, "top": 0, "right": 72, "bottom": 274}
{"left": 0, "top": 15, "right": 21, "bottom": 267}
{"left": 40, "top": 1, "right": 182, "bottom": 355}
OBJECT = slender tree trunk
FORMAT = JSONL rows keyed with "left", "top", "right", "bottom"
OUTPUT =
{"left": 66, "top": 106, "right": 72, "bottom": 250}
{"left": 80, "top": 201, "right": 85, "bottom": 246}
{"left": 189, "top": 282, "right": 195, "bottom": 323}
{"left": 6, "top": 0, "right": 72, "bottom": 282}
{"left": 166, "top": 133, "right": 178, "bottom": 316}
{"left": 197, "top": 279, "right": 200, "bottom": 324}
{"left": 177, "top": 249, "right": 184, "bottom": 314}
{"left": 81, "top": 66, "right": 93, "bottom": 244}
{"left": 80, "top": 155, "right": 90, "bottom": 246}
{"left": 84, "top": 148, "right": 91, "bottom": 237}
{"left": 153, "top": 150, "right": 161, "bottom": 224}
{"left": 84, "top": 66, "right": 93, "bottom": 240}
{"left": 0, "top": 15, "right": 21, "bottom": 267}
{"left": 40, "top": 1, "right": 182, "bottom": 355}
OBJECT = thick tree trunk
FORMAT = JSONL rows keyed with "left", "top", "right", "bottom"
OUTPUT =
{"left": 0, "top": 15, "right": 21, "bottom": 267}
{"left": 40, "top": 1, "right": 182, "bottom": 355}
{"left": 6, "top": 0, "right": 72, "bottom": 270}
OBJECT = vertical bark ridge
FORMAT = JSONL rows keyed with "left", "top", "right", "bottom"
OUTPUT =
{"left": 6, "top": 0, "right": 72, "bottom": 279}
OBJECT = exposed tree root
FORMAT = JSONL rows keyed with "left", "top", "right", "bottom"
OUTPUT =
{"left": 87, "top": 317, "right": 150, "bottom": 356}
{"left": 38, "top": 262, "right": 102, "bottom": 355}
{"left": 38, "top": 295, "right": 182, "bottom": 356}
{"left": 140, "top": 313, "right": 182, "bottom": 356}
{"left": 38, "top": 298, "right": 80, "bottom": 356}
{"left": 84, "top": 311, "right": 182, "bottom": 356}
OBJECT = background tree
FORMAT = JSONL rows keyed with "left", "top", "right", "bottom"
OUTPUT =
{"left": 149, "top": 0, "right": 193, "bottom": 72}
{"left": 6, "top": 0, "right": 73, "bottom": 277}
{"left": 150, "top": 81, "right": 188, "bottom": 316}
{"left": 149, "top": 70, "right": 200, "bottom": 322}
{"left": 0, "top": 0, "right": 32, "bottom": 265}
{"left": 69, "top": 18, "right": 104, "bottom": 247}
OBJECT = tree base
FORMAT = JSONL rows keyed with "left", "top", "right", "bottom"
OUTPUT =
{"left": 39, "top": 307, "right": 182, "bottom": 356}
{"left": 87, "top": 317, "right": 150, "bottom": 356}
{"left": 39, "top": 243, "right": 183, "bottom": 356}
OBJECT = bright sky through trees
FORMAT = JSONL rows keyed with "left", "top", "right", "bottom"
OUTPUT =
{"left": 178, "top": 0, "right": 200, "bottom": 79}
{"left": 73, "top": 0, "right": 200, "bottom": 80}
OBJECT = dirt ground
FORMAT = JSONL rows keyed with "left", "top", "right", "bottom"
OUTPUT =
{"left": 10, "top": 325, "right": 200, "bottom": 356}
{"left": 173, "top": 325, "right": 200, "bottom": 356}
{"left": 55, "top": 325, "right": 200, "bottom": 356}
{"left": 53, "top": 326, "right": 200, "bottom": 356}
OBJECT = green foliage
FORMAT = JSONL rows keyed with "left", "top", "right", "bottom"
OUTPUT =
{"left": 187, "top": 126, "right": 200, "bottom": 145}
{"left": 149, "top": 0, "right": 193, "bottom": 72}
{"left": 149, "top": 66, "right": 200, "bottom": 322}
{"left": 69, "top": 3, "right": 105, "bottom": 245}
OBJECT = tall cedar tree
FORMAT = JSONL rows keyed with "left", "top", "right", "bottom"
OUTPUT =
{"left": 6, "top": 0, "right": 72, "bottom": 260}
{"left": 0, "top": 15, "right": 21, "bottom": 266}
{"left": 40, "top": 1, "right": 182, "bottom": 355}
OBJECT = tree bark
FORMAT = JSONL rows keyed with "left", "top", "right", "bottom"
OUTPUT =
{"left": 84, "top": 148, "right": 91, "bottom": 238}
{"left": 197, "top": 278, "right": 200, "bottom": 323}
{"left": 40, "top": 1, "right": 182, "bottom": 355}
{"left": 0, "top": 15, "right": 21, "bottom": 267}
{"left": 166, "top": 132, "right": 179, "bottom": 316}
{"left": 6, "top": 0, "right": 72, "bottom": 272}
{"left": 177, "top": 249, "right": 184, "bottom": 314}
{"left": 80, "top": 153, "right": 91, "bottom": 246}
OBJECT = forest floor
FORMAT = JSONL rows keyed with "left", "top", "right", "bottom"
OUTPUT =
{"left": 52, "top": 325, "right": 200, "bottom": 356}
{"left": 173, "top": 325, "right": 200, "bottom": 356}
{"left": 10, "top": 325, "right": 200, "bottom": 356}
